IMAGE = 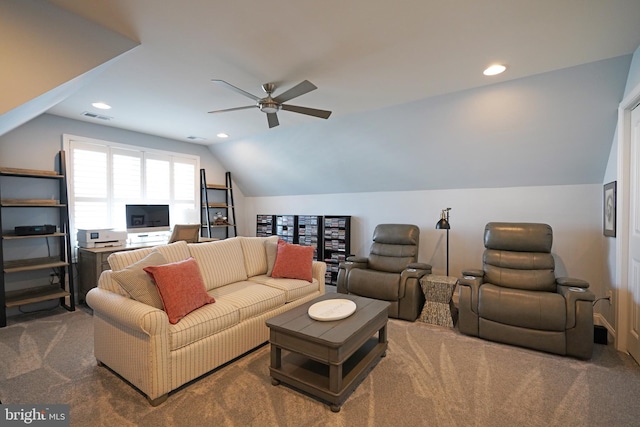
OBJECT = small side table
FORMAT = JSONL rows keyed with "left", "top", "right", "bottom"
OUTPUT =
{"left": 419, "top": 275, "right": 458, "bottom": 327}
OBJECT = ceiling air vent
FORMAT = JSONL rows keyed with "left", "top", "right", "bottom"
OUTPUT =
{"left": 186, "top": 136, "right": 206, "bottom": 141}
{"left": 82, "top": 111, "right": 113, "bottom": 121}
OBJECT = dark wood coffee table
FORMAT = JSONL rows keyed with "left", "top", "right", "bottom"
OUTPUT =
{"left": 266, "top": 293, "right": 389, "bottom": 412}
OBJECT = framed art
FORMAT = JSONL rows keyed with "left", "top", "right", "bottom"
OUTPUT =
{"left": 604, "top": 181, "right": 616, "bottom": 237}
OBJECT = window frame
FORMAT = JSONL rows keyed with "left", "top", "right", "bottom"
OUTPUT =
{"left": 63, "top": 134, "right": 200, "bottom": 246}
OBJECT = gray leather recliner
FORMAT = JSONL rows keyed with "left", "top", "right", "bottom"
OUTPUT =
{"left": 336, "top": 224, "right": 432, "bottom": 321}
{"left": 458, "top": 222, "right": 595, "bottom": 359}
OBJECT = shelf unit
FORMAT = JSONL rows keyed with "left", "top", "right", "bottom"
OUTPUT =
{"left": 257, "top": 215, "right": 275, "bottom": 237}
{"left": 256, "top": 214, "right": 350, "bottom": 273}
{"left": 200, "top": 170, "right": 237, "bottom": 240}
{"left": 297, "top": 215, "right": 322, "bottom": 260}
{"left": 323, "top": 216, "right": 351, "bottom": 285}
{"left": 275, "top": 215, "right": 296, "bottom": 243}
{"left": 0, "top": 151, "right": 75, "bottom": 327}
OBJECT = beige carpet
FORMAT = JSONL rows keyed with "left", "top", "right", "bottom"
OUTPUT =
{"left": 1, "top": 307, "right": 640, "bottom": 427}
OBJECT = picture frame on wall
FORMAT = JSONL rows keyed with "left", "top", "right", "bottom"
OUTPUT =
{"left": 604, "top": 181, "right": 616, "bottom": 237}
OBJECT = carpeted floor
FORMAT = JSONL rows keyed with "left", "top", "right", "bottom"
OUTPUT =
{"left": 1, "top": 307, "right": 640, "bottom": 427}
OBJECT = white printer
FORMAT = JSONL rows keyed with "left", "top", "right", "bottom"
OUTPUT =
{"left": 77, "top": 228, "right": 128, "bottom": 248}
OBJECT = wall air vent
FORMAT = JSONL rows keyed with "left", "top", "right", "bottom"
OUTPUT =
{"left": 82, "top": 111, "right": 113, "bottom": 121}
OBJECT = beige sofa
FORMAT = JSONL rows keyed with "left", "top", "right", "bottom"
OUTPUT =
{"left": 86, "top": 236, "right": 326, "bottom": 405}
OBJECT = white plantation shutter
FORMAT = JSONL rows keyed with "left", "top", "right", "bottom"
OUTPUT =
{"left": 172, "top": 159, "right": 197, "bottom": 224}
{"left": 70, "top": 145, "right": 109, "bottom": 230}
{"left": 64, "top": 136, "right": 200, "bottom": 246}
{"left": 112, "top": 149, "right": 143, "bottom": 230}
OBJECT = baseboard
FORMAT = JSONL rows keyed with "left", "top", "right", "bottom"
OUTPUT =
{"left": 594, "top": 313, "right": 616, "bottom": 341}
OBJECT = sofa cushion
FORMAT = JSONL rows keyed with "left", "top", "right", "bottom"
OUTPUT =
{"left": 144, "top": 257, "right": 216, "bottom": 324}
{"left": 108, "top": 240, "right": 191, "bottom": 271}
{"left": 238, "top": 235, "right": 279, "bottom": 277}
{"left": 266, "top": 239, "right": 278, "bottom": 276}
{"left": 249, "top": 275, "right": 318, "bottom": 302}
{"left": 168, "top": 298, "right": 240, "bottom": 351}
{"left": 209, "top": 281, "right": 286, "bottom": 321}
{"left": 111, "top": 250, "right": 167, "bottom": 309}
{"left": 188, "top": 238, "right": 248, "bottom": 291}
{"left": 271, "top": 240, "right": 314, "bottom": 282}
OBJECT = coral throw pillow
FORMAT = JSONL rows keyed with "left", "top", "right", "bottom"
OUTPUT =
{"left": 270, "top": 240, "right": 314, "bottom": 282}
{"left": 144, "top": 257, "right": 215, "bottom": 324}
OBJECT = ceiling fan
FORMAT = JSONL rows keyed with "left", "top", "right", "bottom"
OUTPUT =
{"left": 208, "top": 79, "right": 332, "bottom": 128}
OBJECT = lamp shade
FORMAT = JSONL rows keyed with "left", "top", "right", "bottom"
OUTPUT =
{"left": 436, "top": 218, "right": 450, "bottom": 229}
{"left": 435, "top": 208, "right": 451, "bottom": 229}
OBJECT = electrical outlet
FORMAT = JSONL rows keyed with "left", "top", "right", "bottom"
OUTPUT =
{"left": 607, "top": 290, "right": 613, "bottom": 304}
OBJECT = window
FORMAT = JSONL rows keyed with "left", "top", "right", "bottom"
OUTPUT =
{"left": 63, "top": 135, "right": 199, "bottom": 244}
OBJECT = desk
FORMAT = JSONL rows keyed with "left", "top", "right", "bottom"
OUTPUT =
{"left": 77, "top": 243, "right": 157, "bottom": 302}
{"left": 418, "top": 275, "right": 458, "bottom": 327}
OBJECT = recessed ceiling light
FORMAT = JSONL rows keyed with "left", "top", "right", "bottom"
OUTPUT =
{"left": 92, "top": 102, "right": 112, "bottom": 110}
{"left": 217, "top": 133, "right": 229, "bottom": 138}
{"left": 483, "top": 64, "right": 507, "bottom": 76}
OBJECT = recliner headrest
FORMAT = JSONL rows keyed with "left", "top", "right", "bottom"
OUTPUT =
{"left": 484, "top": 222, "right": 552, "bottom": 253}
{"left": 373, "top": 224, "right": 419, "bottom": 245}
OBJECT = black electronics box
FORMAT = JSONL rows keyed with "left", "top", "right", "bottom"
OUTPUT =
{"left": 15, "top": 224, "right": 57, "bottom": 236}
{"left": 594, "top": 325, "right": 608, "bottom": 345}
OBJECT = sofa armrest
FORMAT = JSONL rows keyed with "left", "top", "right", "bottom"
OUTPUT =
{"left": 86, "top": 287, "right": 169, "bottom": 337}
{"left": 311, "top": 260, "right": 327, "bottom": 294}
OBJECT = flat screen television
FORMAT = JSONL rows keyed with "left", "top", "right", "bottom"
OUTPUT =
{"left": 125, "top": 204, "right": 170, "bottom": 233}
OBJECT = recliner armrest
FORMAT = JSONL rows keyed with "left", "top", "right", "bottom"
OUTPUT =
{"left": 398, "top": 265, "right": 430, "bottom": 301}
{"left": 557, "top": 284, "right": 595, "bottom": 329}
{"left": 461, "top": 268, "right": 484, "bottom": 278}
{"left": 407, "top": 262, "right": 432, "bottom": 272}
{"left": 337, "top": 257, "right": 369, "bottom": 293}
{"left": 557, "top": 277, "right": 589, "bottom": 289}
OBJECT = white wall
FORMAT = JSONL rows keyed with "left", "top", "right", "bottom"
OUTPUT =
{"left": 600, "top": 44, "right": 640, "bottom": 329}
{"left": 245, "top": 184, "right": 604, "bottom": 292}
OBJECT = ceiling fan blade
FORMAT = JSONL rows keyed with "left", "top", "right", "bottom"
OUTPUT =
{"left": 273, "top": 80, "right": 317, "bottom": 103}
{"left": 281, "top": 104, "right": 332, "bottom": 119}
{"left": 267, "top": 112, "right": 279, "bottom": 128}
{"left": 208, "top": 105, "right": 256, "bottom": 114}
{"left": 211, "top": 80, "right": 261, "bottom": 101}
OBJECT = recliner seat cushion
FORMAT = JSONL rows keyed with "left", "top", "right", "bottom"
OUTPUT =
{"left": 478, "top": 284, "right": 566, "bottom": 331}
{"left": 347, "top": 269, "right": 401, "bottom": 301}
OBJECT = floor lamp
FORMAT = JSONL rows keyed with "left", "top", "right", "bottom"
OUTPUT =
{"left": 435, "top": 208, "right": 451, "bottom": 276}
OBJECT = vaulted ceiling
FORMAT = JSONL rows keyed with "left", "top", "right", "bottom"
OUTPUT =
{"left": 3, "top": 0, "right": 640, "bottom": 196}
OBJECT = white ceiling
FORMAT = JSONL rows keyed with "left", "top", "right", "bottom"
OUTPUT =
{"left": 44, "top": 0, "right": 640, "bottom": 144}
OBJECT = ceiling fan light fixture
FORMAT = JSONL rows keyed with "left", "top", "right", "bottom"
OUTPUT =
{"left": 259, "top": 101, "right": 280, "bottom": 114}
{"left": 483, "top": 64, "right": 507, "bottom": 76}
